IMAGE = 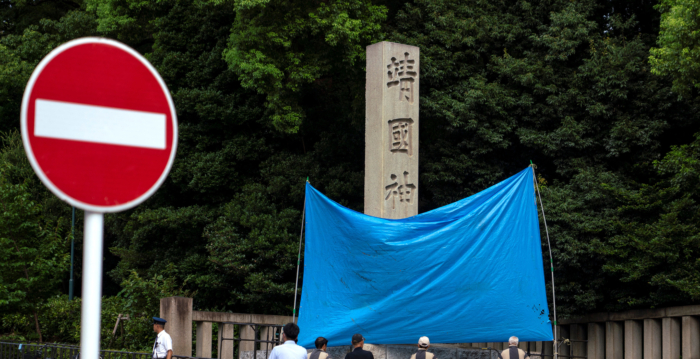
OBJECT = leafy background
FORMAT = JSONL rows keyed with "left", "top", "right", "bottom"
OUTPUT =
{"left": 2, "top": 0, "right": 700, "bottom": 351}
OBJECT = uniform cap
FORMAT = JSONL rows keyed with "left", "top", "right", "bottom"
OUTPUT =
{"left": 153, "top": 317, "right": 167, "bottom": 325}
{"left": 418, "top": 336, "right": 430, "bottom": 347}
{"left": 352, "top": 333, "right": 364, "bottom": 344}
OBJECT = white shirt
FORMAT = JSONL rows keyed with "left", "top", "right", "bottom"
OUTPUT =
{"left": 153, "top": 330, "right": 173, "bottom": 358}
{"left": 269, "top": 340, "right": 308, "bottom": 359}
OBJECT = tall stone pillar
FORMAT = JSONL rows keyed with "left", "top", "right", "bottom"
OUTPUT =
{"left": 160, "top": 296, "right": 193, "bottom": 357}
{"left": 365, "top": 42, "right": 420, "bottom": 219}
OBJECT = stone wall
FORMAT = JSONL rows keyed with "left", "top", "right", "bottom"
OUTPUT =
{"left": 161, "top": 296, "right": 700, "bottom": 359}
{"left": 557, "top": 304, "right": 700, "bottom": 359}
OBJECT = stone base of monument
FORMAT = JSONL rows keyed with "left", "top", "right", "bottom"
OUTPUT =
{"left": 240, "top": 344, "right": 498, "bottom": 359}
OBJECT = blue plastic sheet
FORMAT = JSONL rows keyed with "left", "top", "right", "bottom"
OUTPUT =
{"left": 297, "top": 168, "right": 553, "bottom": 348}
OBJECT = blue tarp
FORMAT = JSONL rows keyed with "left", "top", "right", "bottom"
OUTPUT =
{"left": 297, "top": 168, "right": 553, "bottom": 348}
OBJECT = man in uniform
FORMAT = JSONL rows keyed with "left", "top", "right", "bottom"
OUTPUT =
{"left": 500, "top": 336, "right": 528, "bottom": 359}
{"left": 269, "top": 323, "right": 307, "bottom": 359}
{"left": 152, "top": 317, "right": 173, "bottom": 359}
{"left": 344, "top": 334, "right": 373, "bottom": 359}
{"left": 309, "top": 337, "right": 330, "bottom": 359}
{"left": 409, "top": 337, "right": 435, "bottom": 359}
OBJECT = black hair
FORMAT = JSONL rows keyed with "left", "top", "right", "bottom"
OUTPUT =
{"left": 315, "top": 337, "right": 328, "bottom": 349}
{"left": 283, "top": 323, "right": 300, "bottom": 341}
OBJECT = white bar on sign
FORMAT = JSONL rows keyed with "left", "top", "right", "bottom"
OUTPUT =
{"left": 34, "top": 99, "right": 166, "bottom": 149}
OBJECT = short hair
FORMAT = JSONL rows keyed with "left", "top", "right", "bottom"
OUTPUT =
{"left": 509, "top": 336, "right": 519, "bottom": 346}
{"left": 283, "top": 323, "right": 300, "bottom": 340}
{"left": 351, "top": 333, "right": 364, "bottom": 345}
{"left": 315, "top": 337, "right": 328, "bottom": 349}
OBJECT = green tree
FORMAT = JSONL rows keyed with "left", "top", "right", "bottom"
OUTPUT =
{"left": 388, "top": 0, "right": 700, "bottom": 315}
{"left": 0, "top": 8, "right": 98, "bottom": 134}
{"left": 650, "top": 0, "right": 700, "bottom": 95}
{"left": 2, "top": 0, "right": 700, "bottom": 326}
{"left": 221, "top": 0, "right": 387, "bottom": 132}
{"left": 604, "top": 133, "right": 700, "bottom": 303}
{"left": 0, "top": 131, "right": 70, "bottom": 342}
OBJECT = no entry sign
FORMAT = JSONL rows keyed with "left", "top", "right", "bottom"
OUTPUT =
{"left": 21, "top": 37, "right": 178, "bottom": 212}
{"left": 21, "top": 37, "right": 178, "bottom": 359}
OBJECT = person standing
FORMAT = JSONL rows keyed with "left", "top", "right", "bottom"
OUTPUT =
{"left": 269, "top": 323, "right": 308, "bottom": 359}
{"left": 409, "top": 337, "right": 435, "bottom": 359}
{"left": 152, "top": 317, "right": 173, "bottom": 359}
{"left": 344, "top": 334, "right": 373, "bottom": 359}
{"left": 310, "top": 337, "right": 330, "bottom": 359}
{"left": 500, "top": 336, "right": 528, "bottom": 359}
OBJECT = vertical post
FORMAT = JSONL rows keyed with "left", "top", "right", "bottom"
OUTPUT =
{"left": 587, "top": 322, "right": 604, "bottom": 359}
{"left": 217, "top": 323, "right": 234, "bottom": 359}
{"left": 365, "top": 41, "right": 420, "bottom": 219}
{"left": 605, "top": 321, "right": 624, "bottom": 359}
{"left": 624, "top": 320, "right": 642, "bottom": 359}
{"left": 570, "top": 324, "right": 587, "bottom": 358}
{"left": 69, "top": 206, "right": 75, "bottom": 301}
{"left": 644, "top": 319, "right": 662, "bottom": 359}
{"left": 662, "top": 317, "right": 681, "bottom": 359}
{"left": 682, "top": 316, "right": 700, "bottom": 359}
{"left": 80, "top": 211, "right": 104, "bottom": 359}
{"left": 557, "top": 325, "right": 570, "bottom": 358}
{"left": 196, "top": 322, "right": 212, "bottom": 358}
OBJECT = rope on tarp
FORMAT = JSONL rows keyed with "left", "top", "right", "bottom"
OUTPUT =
{"left": 531, "top": 163, "right": 558, "bottom": 359}
{"left": 292, "top": 178, "right": 308, "bottom": 324}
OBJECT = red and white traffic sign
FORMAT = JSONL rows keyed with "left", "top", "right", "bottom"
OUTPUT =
{"left": 21, "top": 38, "right": 178, "bottom": 212}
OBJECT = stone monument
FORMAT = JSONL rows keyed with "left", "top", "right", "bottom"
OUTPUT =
{"left": 365, "top": 42, "right": 420, "bottom": 219}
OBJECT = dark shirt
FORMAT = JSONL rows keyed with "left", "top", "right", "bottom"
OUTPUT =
{"left": 344, "top": 347, "right": 374, "bottom": 359}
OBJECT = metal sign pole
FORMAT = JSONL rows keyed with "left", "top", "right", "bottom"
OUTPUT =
{"left": 80, "top": 211, "right": 104, "bottom": 359}
{"left": 69, "top": 206, "right": 75, "bottom": 301}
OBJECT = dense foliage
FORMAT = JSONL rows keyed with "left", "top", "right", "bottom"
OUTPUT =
{"left": 2, "top": 0, "right": 700, "bottom": 348}
{"left": 650, "top": 0, "right": 700, "bottom": 95}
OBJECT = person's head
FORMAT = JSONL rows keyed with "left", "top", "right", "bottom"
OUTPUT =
{"left": 315, "top": 337, "right": 328, "bottom": 350}
{"left": 508, "top": 336, "right": 519, "bottom": 346}
{"left": 152, "top": 317, "right": 167, "bottom": 333}
{"left": 351, "top": 333, "right": 365, "bottom": 348}
{"left": 418, "top": 336, "right": 430, "bottom": 349}
{"left": 283, "top": 323, "right": 300, "bottom": 341}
